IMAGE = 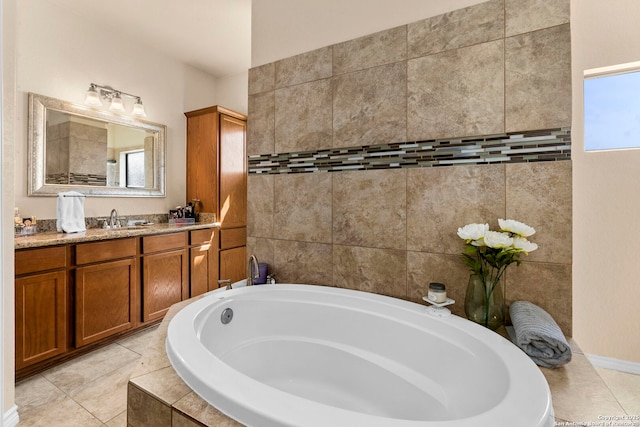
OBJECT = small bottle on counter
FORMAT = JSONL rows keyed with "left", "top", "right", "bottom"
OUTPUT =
{"left": 427, "top": 282, "right": 447, "bottom": 303}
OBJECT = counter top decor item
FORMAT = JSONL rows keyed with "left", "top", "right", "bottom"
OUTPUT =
{"left": 458, "top": 219, "right": 538, "bottom": 330}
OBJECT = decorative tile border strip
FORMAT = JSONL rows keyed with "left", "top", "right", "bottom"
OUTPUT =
{"left": 248, "top": 127, "right": 571, "bottom": 174}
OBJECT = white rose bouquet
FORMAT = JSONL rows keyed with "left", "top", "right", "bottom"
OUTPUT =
{"left": 457, "top": 219, "right": 538, "bottom": 328}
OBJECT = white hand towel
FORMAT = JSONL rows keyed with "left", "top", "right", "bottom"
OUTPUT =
{"left": 56, "top": 191, "right": 86, "bottom": 233}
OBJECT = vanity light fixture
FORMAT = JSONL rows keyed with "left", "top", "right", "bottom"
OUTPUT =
{"left": 84, "top": 83, "right": 146, "bottom": 117}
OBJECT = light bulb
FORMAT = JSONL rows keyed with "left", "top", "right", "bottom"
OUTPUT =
{"left": 85, "top": 85, "right": 102, "bottom": 106}
{"left": 110, "top": 92, "right": 125, "bottom": 112}
{"left": 132, "top": 98, "right": 146, "bottom": 117}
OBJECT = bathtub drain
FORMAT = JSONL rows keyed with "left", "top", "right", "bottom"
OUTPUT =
{"left": 221, "top": 307, "right": 234, "bottom": 324}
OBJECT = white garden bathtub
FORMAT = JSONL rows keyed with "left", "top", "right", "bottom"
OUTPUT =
{"left": 166, "top": 284, "right": 554, "bottom": 427}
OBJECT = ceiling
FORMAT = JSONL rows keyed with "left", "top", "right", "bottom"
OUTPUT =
{"left": 43, "top": 0, "right": 252, "bottom": 78}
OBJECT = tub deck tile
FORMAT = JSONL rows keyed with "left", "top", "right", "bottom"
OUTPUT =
{"left": 128, "top": 297, "right": 630, "bottom": 426}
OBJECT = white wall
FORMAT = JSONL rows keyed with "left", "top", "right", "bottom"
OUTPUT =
{"left": 572, "top": 0, "right": 640, "bottom": 363}
{"left": 251, "top": 0, "right": 486, "bottom": 66}
{"left": 2, "top": 0, "right": 17, "bottom": 420}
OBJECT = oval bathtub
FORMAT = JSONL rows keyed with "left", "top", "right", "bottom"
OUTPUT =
{"left": 166, "top": 284, "right": 554, "bottom": 427}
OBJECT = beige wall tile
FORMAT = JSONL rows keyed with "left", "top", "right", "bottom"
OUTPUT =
{"left": 333, "top": 245, "right": 407, "bottom": 299}
{"left": 505, "top": 24, "right": 572, "bottom": 131}
{"left": 333, "top": 26, "right": 407, "bottom": 75}
{"left": 332, "top": 62, "right": 407, "bottom": 148}
{"left": 407, "top": 40, "right": 505, "bottom": 141}
{"left": 248, "top": 63, "right": 275, "bottom": 95}
{"left": 247, "top": 91, "right": 274, "bottom": 156}
{"left": 407, "top": 251, "right": 470, "bottom": 317}
{"left": 408, "top": 0, "right": 504, "bottom": 58}
{"left": 506, "top": 261, "right": 572, "bottom": 335}
{"left": 247, "top": 174, "right": 274, "bottom": 238}
{"left": 506, "top": 161, "right": 572, "bottom": 264}
{"left": 333, "top": 169, "right": 406, "bottom": 250}
{"left": 275, "top": 79, "right": 333, "bottom": 152}
{"left": 275, "top": 46, "right": 333, "bottom": 88}
{"left": 274, "top": 173, "right": 332, "bottom": 243}
{"left": 407, "top": 164, "right": 506, "bottom": 254}
{"left": 505, "top": 0, "right": 570, "bottom": 37}
{"left": 246, "top": 237, "right": 275, "bottom": 270}
{"left": 273, "top": 240, "right": 333, "bottom": 285}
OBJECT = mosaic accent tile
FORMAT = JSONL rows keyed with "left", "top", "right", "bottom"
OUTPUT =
{"left": 249, "top": 128, "right": 571, "bottom": 175}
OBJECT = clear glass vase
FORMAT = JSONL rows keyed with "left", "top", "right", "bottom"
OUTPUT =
{"left": 464, "top": 273, "right": 504, "bottom": 330}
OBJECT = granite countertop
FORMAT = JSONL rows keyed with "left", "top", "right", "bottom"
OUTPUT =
{"left": 14, "top": 222, "right": 221, "bottom": 250}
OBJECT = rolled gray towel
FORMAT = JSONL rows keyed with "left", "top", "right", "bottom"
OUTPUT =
{"left": 509, "top": 301, "right": 572, "bottom": 368}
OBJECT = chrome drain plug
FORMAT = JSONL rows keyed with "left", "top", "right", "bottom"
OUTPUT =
{"left": 221, "top": 307, "right": 234, "bottom": 325}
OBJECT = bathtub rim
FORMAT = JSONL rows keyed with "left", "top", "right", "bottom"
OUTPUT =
{"left": 166, "top": 284, "right": 554, "bottom": 427}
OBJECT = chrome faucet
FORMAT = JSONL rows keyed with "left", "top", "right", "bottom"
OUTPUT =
{"left": 109, "top": 209, "right": 120, "bottom": 228}
{"left": 247, "top": 254, "right": 260, "bottom": 286}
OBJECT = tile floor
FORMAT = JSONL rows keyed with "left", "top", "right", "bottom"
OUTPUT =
{"left": 15, "top": 326, "right": 158, "bottom": 427}
{"left": 15, "top": 325, "right": 640, "bottom": 426}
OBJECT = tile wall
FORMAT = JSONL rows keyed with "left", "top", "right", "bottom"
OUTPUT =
{"left": 246, "top": 0, "right": 573, "bottom": 333}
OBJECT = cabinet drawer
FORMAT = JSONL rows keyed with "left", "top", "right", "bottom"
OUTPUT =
{"left": 16, "top": 246, "right": 66, "bottom": 275}
{"left": 76, "top": 238, "right": 136, "bottom": 265}
{"left": 220, "top": 227, "right": 246, "bottom": 250}
{"left": 190, "top": 228, "right": 215, "bottom": 246}
{"left": 142, "top": 232, "right": 187, "bottom": 254}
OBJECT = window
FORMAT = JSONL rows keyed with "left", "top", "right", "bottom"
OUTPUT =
{"left": 119, "top": 149, "right": 145, "bottom": 188}
{"left": 584, "top": 61, "right": 640, "bottom": 151}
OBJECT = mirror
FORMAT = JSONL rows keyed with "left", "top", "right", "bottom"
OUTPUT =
{"left": 28, "top": 92, "right": 166, "bottom": 197}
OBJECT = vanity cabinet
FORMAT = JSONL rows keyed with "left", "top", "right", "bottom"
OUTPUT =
{"left": 185, "top": 106, "right": 247, "bottom": 288}
{"left": 74, "top": 238, "right": 137, "bottom": 347}
{"left": 141, "top": 232, "right": 188, "bottom": 322}
{"left": 14, "top": 224, "right": 217, "bottom": 378}
{"left": 15, "top": 246, "right": 68, "bottom": 370}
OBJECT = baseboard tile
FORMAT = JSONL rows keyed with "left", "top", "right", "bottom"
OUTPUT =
{"left": 3, "top": 405, "right": 19, "bottom": 427}
{"left": 588, "top": 354, "right": 640, "bottom": 375}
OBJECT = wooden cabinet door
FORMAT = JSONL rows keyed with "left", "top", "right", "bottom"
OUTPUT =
{"left": 190, "top": 244, "right": 218, "bottom": 297}
{"left": 15, "top": 271, "right": 67, "bottom": 370}
{"left": 219, "top": 114, "right": 247, "bottom": 229}
{"left": 219, "top": 246, "right": 247, "bottom": 285}
{"left": 186, "top": 112, "right": 218, "bottom": 214}
{"left": 142, "top": 249, "right": 188, "bottom": 322}
{"left": 75, "top": 259, "right": 135, "bottom": 347}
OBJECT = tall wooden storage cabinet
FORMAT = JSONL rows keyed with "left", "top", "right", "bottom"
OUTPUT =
{"left": 185, "top": 106, "right": 247, "bottom": 286}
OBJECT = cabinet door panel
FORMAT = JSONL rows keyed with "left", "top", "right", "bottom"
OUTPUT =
{"left": 143, "top": 249, "right": 188, "bottom": 322}
{"left": 186, "top": 113, "right": 218, "bottom": 213}
{"left": 75, "top": 259, "right": 135, "bottom": 347}
{"left": 219, "top": 114, "right": 247, "bottom": 229}
{"left": 190, "top": 245, "right": 212, "bottom": 297}
{"left": 219, "top": 246, "right": 246, "bottom": 285}
{"left": 15, "top": 246, "right": 66, "bottom": 275}
{"left": 15, "top": 271, "right": 67, "bottom": 370}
